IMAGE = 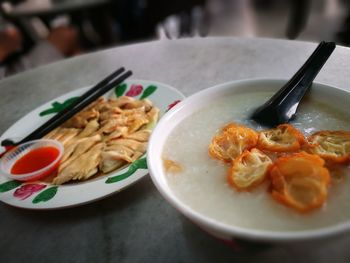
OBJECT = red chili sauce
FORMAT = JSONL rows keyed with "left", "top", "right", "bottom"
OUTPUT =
{"left": 11, "top": 146, "right": 60, "bottom": 175}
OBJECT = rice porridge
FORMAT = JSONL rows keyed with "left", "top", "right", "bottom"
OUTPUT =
{"left": 163, "top": 91, "right": 350, "bottom": 232}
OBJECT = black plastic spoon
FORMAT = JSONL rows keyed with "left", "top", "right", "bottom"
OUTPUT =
{"left": 250, "top": 41, "right": 336, "bottom": 127}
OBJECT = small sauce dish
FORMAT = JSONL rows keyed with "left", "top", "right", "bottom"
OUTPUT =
{"left": 0, "top": 139, "right": 64, "bottom": 181}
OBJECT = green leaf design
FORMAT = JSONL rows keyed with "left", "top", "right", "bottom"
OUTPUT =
{"left": 106, "top": 157, "right": 148, "bottom": 184}
{"left": 140, "top": 85, "right": 157, "bottom": 100}
{"left": 115, "top": 83, "right": 127, "bottom": 97}
{"left": 32, "top": 186, "right": 58, "bottom": 203}
{"left": 39, "top": 97, "right": 79, "bottom": 117}
{"left": 0, "top": 180, "right": 22, "bottom": 193}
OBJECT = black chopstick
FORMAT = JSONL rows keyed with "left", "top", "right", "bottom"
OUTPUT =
{"left": 2, "top": 68, "right": 132, "bottom": 147}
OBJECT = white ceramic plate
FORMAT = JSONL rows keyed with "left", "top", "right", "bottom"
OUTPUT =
{"left": 0, "top": 79, "right": 184, "bottom": 209}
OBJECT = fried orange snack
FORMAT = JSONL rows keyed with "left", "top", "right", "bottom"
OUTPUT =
{"left": 307, "top": 130, "right": 350, "bottom": 164}
{"left": 257, "top": 124, "right": 306, "bottom": 152}
{"left": 227, "top": 148, "right": 272, "bottom": 191}
{"left": 208, "top": 123, "right": 258, "bottom": 163}
{"left": 269, "top": 152, "right": 330, "bottom": 213}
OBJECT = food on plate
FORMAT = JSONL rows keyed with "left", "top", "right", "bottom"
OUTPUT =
{"left": 269, "top": 152, "right": 330, "bottom": 212}
{"left": 227, "top": 148, "right": 272, "bottom": 191}
{"left": 257, "top": 124, "right": 306, "bottom": 152}
{"left": 208, "top": 122, "right": 258, "bottom": 163}
{"left": 307, "top": 130, "right": 350, "bottom": 163}
{"left": 44, "top": 96, "right": 159, "bottom": 184}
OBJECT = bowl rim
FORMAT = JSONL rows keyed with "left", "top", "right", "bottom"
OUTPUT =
{"left": 0, "top": 139, "right": 64, "bottom": 181}
{"left": 147, "top": 78, "right": 350, "bottom": 242}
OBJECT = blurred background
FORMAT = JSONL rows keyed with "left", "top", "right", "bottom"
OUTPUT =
{"left": 0, "top": 0, "right": 349, "bottom": 78}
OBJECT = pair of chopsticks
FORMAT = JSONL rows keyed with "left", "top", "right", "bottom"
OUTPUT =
{"left": 1, "top": 67, "right": 132, "bottom": 151}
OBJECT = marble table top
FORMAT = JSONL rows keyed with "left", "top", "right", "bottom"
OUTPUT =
{"left": 1, "top": 37, "right": 350, "bottom": 263}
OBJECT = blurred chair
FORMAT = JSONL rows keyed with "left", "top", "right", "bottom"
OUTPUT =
{"left": 111, "top": 0, "right": 209, "bottom": 41}
{"left": 285, "top": 0, "right": 312, "bottom": 39}
{"left": 0, "top": 0, "right": 35, "bottom": 53}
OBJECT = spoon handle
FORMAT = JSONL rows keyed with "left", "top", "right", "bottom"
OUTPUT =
{"left": 251, "top": 41, "right": 335, "bottom": 127}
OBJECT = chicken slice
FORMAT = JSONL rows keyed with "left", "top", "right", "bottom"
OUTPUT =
{"left": 64, "top": 108, "right": 100, "bottom": 129}
{"left": 61, "top": 137, "right": 87, "bottom": 163}
{"left": 44, "top": 127, "right": 62, "bottom": 140}
{"left": 104, "top": 126, "right": 128, "bottom": 141}
{"left": 53, "top": 143, "right": 103, "bottom": 184}
{"left": 107, "top": 139, "right": 147, "bottom": 153}
{"left": 59, "top": 134, "right": 102, "bottom": 171}
{"left": 127, "top": 116, "right": 149, "bottom": 133}
{"left": 100, "top": 144, "right": 135, "bottom": 173}
{"left": 99, "top": 108, "right": 123, "bottom": 121}
{"left": 108, "top": 96, "right": 135, "bottom": 108}
{"left": 124, "top": 130, "right": 151, "bottom": 142}
{"left": 97, "top": 119, "right": 121, "bottom": 135}
{"left": 77, "top": 119, "right": 99, "bottom": 138}
{"left": 47, "top": 128, "right": 79, "bottom": 146}
{"left": 146, "top": 107, "right": 159, "bottom": 129}
{"left": 124, "top": 99, "right": 153, "bottom": 111}
{"left": 99, "top": 156, "right": 126, "bottom": 173}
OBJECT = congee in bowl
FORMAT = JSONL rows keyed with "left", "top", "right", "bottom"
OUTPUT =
{"left": 147, "top": 79, "right": 350, "bottom": 242}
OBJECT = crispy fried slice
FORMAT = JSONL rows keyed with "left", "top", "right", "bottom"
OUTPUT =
{"left": 53, "top": 143, "right": 103, "bottom": 184}
{"left": 59, "top": 134, "right": 102, "bottom": 171}
{"left": 257, "top": 124, "right": 306, "bottom": 152}
{"left": 163, "top": 158, "right": 183, "bottom": 173}
{"left": 269, "top": 152, "right": 330, "bottom": 213}
{"left": 77, "top": 119, "right": 99, "bottom": 138}
{"left": 227, "top": 148, "right": 272, "bottom": 191}
{"left": 307, "top": 130, "right": 350, "bottom": 163}
{"left": 208, "top": 123, "right": 258, "bottom": 162}
{"left": 124, "top": 130, "right": 151, "bottom": 142}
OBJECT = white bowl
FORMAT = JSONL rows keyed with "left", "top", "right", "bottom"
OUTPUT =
{"left": 147, "top": 79, "right": 350, "bottom": 243}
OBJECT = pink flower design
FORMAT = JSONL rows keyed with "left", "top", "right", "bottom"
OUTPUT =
{"left": 14, "top": 184, "right": 46, "bottom": 200}
{"left": 166, "top": 100, "right": 181, "bottom": 111}
{"left": 126, "top": 85, "right": 143, "bottom": 97}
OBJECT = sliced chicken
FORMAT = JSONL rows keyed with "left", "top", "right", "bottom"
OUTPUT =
{"left": 64, "top": 108, "right": 99, "bottom": 129}
{"left": 146, "top": 107, "right": 159, "bottom": 129}
{"left": 127, "top": 117, "right": 149, "bottom": 133}
{"left": 124, "top": 130, "right": 151, "bottom": 142}
{"left": 59, "top": 134, "right": 102, "bottom": 171}
{"left": 77, "top": 119, "right": 99, "bottom": 138}
{"left": 107, "top": 138, "right": 147, "bottom": 153}
{"left": 124, "top": 99, "right": 153, "bottom": 111}
{"left": 53, "top": 143, "right": 103, "bottom": 184}
{"left": 104, "top": 126, "right": 128, "bottom": 141}
{"left": 98, "top": 117, "right": 128, "bottom": 134}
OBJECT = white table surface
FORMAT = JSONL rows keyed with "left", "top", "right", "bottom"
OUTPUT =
{"left": 0, "top": 37, "right": 350, "bottom": 263}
